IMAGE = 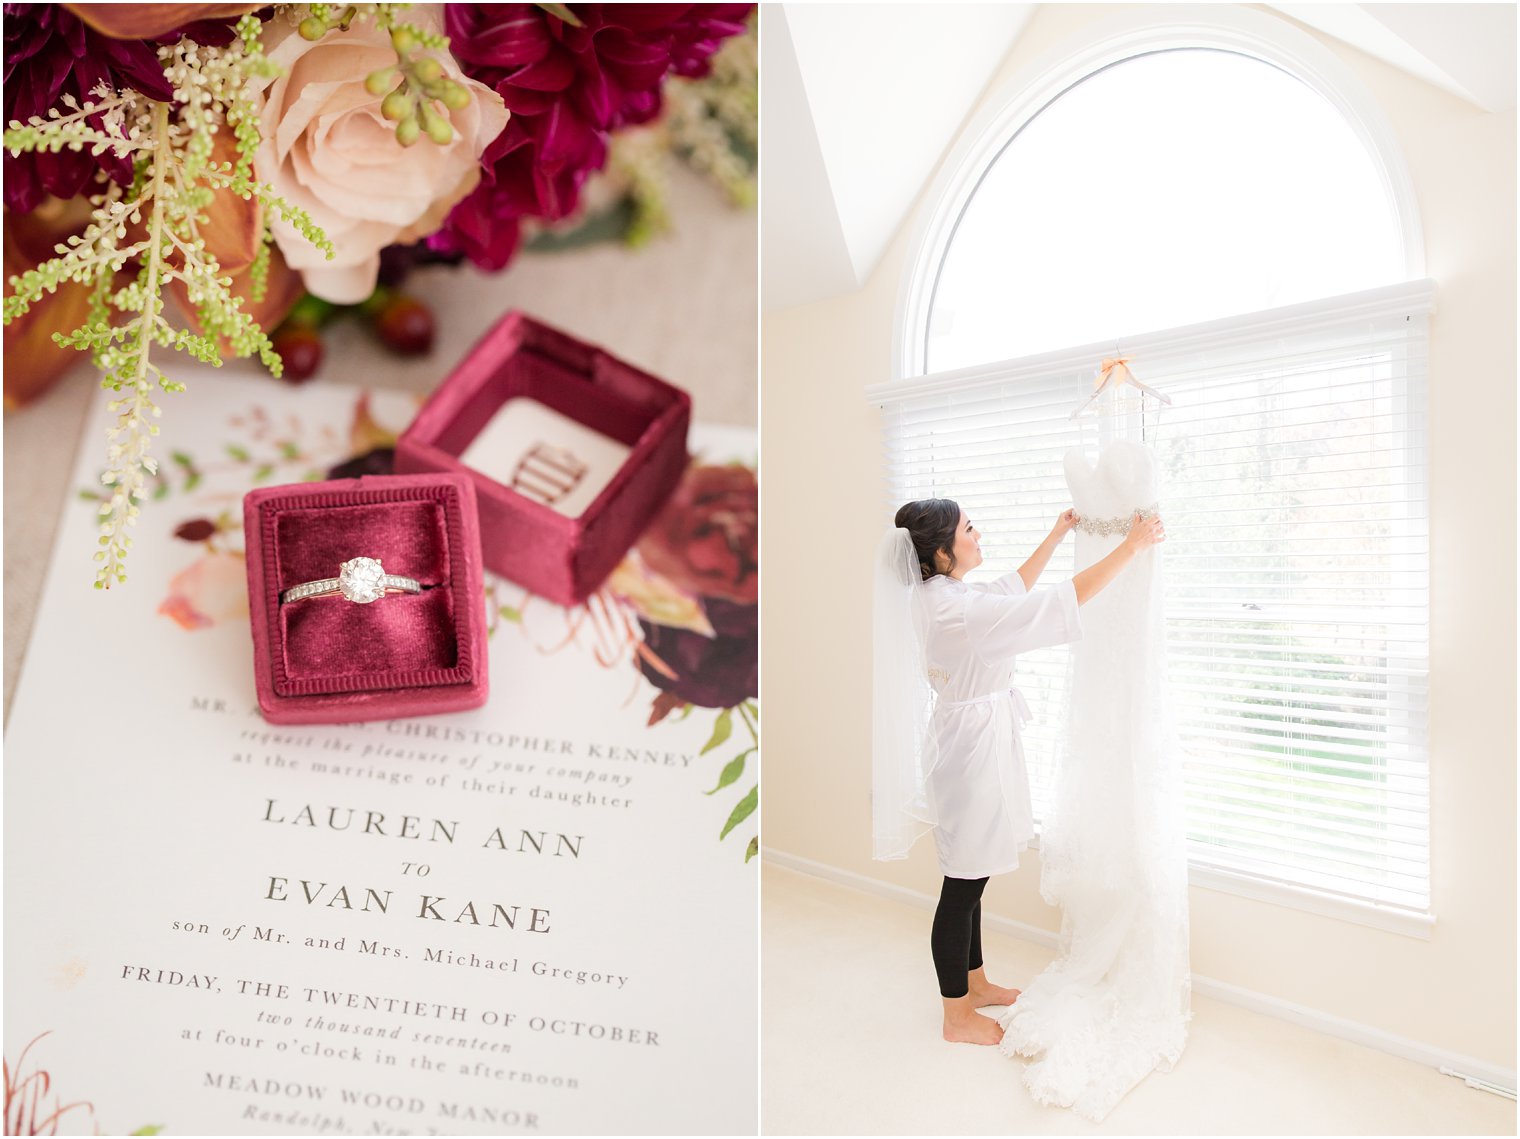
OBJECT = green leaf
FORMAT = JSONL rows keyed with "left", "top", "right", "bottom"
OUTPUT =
{"left": 523, "top": 200, "right": 635, "bottom": 252}
{"left": 225, "top": 444, "right": 250, "bottom": 461}
{"left": 718, "top": 784, "right": 757, "bottom": 841}
{"left": 675, "top": 703, "right": 694, "bottom": 722}
{"left": 129, "top": 1127, "right": 163, "bottom": 1136}
{"left": 252, "top": 463, "right": 275, "bottom": 483}
{"left": 302, "top": 469, "right": 324, "bottom": 482}
{"left": 152, "top": 480, "right": 170, "bottom": 500}
{"left": 745, "top": 836, "right": 758, "bottom": 863}
{"left": 287, "top": 293, "right": 335, "bottom": 327}
{"left": 704, "top": 749, "right": 752, "bottom": 796}
{"left": 535, "top": 3, "right": 584, "bottom": 27}
{"left": 701, "top": 709, "right": 733, "bottom": 756}
{"left": 278, "top": 440, "right": 300, "bottom": 460}
{"left": 744, "top": 700, "right": 759, "bottom": 721}
{"left": 184, "top": 471, "right": 202, "bottom": 493}
{"left": 728, "top": 130, "right": 758, "bottom": 171}
{"left": 499, "top": 605, "right": 522, "bottom": 623}
{"left": 171, "top": 451, "right": 193, "bottom": 467}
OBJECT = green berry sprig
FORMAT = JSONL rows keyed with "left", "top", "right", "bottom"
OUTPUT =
{"left": 296, "top": 6, "right": 467, "bottom": 148}
{"left": 296, "top": 4, "right": 357, "bottom": 40}
{"left": 368, "top": 27, "right": 470, "bottom": 148}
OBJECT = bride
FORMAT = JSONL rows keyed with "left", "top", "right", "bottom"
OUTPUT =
{"left": 874, "top": 496, "right": 1164, "bottom": 1046}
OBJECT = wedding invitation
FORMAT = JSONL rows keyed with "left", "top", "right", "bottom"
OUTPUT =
{"left": 4, "top": 375, "right": 758, "bottom": 1135}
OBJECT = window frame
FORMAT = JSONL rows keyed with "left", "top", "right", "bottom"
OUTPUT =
{"left": 885, "top": 7, "right": 1434, "bottom": 939}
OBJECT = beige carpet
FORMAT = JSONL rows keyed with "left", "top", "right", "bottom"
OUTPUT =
{"left": 761, "top": 862, "right": 1516, "bottom": 1136}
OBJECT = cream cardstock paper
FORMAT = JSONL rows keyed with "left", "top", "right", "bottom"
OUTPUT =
{"left": 3, "top": 375, "right": 756, "bottom": 1136}
{"left": 457, "top": 398, "right": 633, "bottom": 518}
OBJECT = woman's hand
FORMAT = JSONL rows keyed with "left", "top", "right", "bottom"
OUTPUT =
{"left": 1124, "top": 511, "right": 1166, "bottom": 550}
{"left": 1053, "top": 509, "right": 1079, "bottom": 539}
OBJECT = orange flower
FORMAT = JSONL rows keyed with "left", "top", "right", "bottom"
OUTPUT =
{"left": 1, "top": 200, "right": 112, "bottom": 408}
{"left": 153, "top": 130, "right": 306, "bottom": 348}
{"left": 62, "top": 4, "right": 262, "bottom": 39}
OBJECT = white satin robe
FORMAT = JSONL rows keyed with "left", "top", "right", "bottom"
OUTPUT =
{"left": 919, "top": 571, "right": 1083, "bottom": 879}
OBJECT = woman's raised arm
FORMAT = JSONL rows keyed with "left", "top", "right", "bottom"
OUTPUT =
{"left": 1016, "top": 509, "right": 1079, "bottom": 590}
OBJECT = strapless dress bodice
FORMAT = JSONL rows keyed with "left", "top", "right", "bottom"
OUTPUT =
{"left": 1064, "top": 441, "right": 1159, "bottom": 541}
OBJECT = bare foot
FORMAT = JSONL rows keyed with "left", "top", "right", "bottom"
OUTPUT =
{"left": 969, "top": 980, "right": 1022, "bottom": 1008}
{"left": 941, "top": 993, "right": 1005, "bottom": 1044}
{"left": 942, "top": 1009, "right": 1004, "bottom": 1045}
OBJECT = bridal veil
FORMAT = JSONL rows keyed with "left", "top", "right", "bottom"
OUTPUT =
{"left": 871, "top": 527, "right": 940, "bottom": 860}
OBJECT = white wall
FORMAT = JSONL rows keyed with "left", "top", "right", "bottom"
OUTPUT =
{"left": 761, "top": 3, "right": 1517, "bottom": 1072}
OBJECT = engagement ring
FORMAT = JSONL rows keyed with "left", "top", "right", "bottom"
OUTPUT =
{"left": 280, "top": 557, "right": 422, "bottom": 605}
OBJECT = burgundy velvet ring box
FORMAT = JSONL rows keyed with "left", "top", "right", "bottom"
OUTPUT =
{"left": 243, "top": 473, "right": 489, "bottom": 724}
{"left": 395, "top": 312, "right": 691, "bottom": 607}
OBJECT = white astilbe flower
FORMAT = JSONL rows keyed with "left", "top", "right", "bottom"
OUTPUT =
{"left": 2, "top": 14, "right": 334, "bottom": 589}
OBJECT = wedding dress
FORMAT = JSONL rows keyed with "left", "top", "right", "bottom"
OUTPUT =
{"left": 997, "top": 439, "right": 1192, "bottom": 1121}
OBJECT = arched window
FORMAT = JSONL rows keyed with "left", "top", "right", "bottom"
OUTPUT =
{"left": 922, "top": 48, "right": 1406, "bottom": 374}
{"left": 878, "top": 10, "right": 1435, "bottom": 934}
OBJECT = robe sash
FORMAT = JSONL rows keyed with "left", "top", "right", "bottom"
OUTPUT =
{"left": 937, "top": 686, "right": 1032, "bottom": 726}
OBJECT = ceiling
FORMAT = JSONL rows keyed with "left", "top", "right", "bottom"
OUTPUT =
{"left": 762, "top": 3, "right": 1517, "bottom": 313}
{"left": 760, "top": 4, "right": 1036, "bottom": 311}
{"left": 1268, "top": 3, "right": 1516, "bottom": 113}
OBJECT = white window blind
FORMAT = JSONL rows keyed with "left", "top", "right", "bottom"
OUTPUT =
{"left": 873, "top": 281, "right": 1433, "bottom": 918}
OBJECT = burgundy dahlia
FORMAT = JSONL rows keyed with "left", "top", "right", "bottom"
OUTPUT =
{"left": 4, "top": 4, "right": 170, "bottom": 212}
{"left": 435, "top": 3, "right": 752, "bottom": 270}
{"left": 638, "top": 605, "right": 757, "bottom": 710}
{"left": 2, "top": 5, "right": 239, "bottom": 214}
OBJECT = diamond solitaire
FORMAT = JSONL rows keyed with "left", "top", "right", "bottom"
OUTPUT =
{"left": 281, "top": 557, "right": 423, "bottom": 605}
{"left": 340, "top": 557, "right": 387, "bottom": 603}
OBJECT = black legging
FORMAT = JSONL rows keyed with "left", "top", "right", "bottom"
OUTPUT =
{"left": 930, "top": 875, "right": 988, "bottom": 998}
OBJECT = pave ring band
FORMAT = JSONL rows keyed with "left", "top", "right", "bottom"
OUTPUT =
{"left": 281, "top": 557, "right": 422, "bottom": 605}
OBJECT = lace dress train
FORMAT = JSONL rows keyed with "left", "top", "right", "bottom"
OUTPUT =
{"left": 997, "top": 440, "right": 1192, "bottom": 1121}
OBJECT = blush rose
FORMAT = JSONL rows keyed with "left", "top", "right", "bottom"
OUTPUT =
{"left": 252, "top": 10, "right": 508, "bottom": 303}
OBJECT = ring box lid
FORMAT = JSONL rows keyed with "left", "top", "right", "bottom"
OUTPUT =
{"left": 396, "top": 312, "right": 691, "bottom": 606}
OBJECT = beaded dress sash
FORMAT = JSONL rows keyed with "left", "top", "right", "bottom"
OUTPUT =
{"left": 1074, "top": 502, "right": 1160, "bottom": 538}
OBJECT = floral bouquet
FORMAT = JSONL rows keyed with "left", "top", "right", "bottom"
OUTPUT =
{"left": 2, "top": 2, "right": 754, "bottom": 588}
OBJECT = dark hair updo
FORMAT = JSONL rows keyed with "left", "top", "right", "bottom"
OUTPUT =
{"left": 894, "top": 498, "right": 961, "bottom": 581}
